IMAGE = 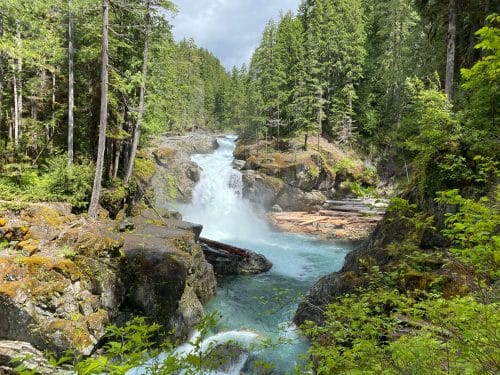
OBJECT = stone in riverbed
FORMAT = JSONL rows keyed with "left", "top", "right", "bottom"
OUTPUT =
{"left": 271, "top": 204, "right": 283, "bottom": 213}
{"left": 201, "top": 242, "right": 272, "bottom": 276}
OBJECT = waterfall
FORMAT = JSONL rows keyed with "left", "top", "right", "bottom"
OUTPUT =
{"left": 181, "top": 136, "right": 269, "bottom": 242}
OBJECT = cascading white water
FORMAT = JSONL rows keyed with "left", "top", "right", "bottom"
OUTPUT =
{"left": 178, "top": 136, "right": 351, "bottom": 373}
{"left": 181, "top": 136, "right": 269, "bottom": 242}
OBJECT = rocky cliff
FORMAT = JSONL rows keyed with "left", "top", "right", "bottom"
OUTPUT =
{"left": 293, "top": 206, "right": 476, "bottom": 327}
{"left": 233, "top": 137, "right": 378, "bottom": 212}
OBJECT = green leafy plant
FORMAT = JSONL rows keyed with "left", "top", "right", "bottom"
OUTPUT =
{"left": 436, "top": 188, "right": 499, "bottom": 278}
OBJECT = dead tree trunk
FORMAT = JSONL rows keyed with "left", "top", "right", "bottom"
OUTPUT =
{"left": 88, "top": 0, "right": 109, "bottom": 219}
{"left": 445, "top": 0, "right": 456, "bottom": 101}
{"left": 67, "top": 0, "right": 75, "bottom": 164}
{"left": 124, "top": 0, "right": 151, "bottom": 184}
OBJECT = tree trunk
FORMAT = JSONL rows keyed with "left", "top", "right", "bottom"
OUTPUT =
{"left": 445, "top": 0, "right": 456, "bottom": 101}
{"left": 67, "top": 0, "right": 75, "bottom": 164}
{"left": 276, "top": 99, "right": 280, "bottom": 151}
{"left": 49, "top": 71, "right": 56, "bottom": 153}
{"left": 13, "top": 76, "right": 19, "bottom": 147}
{"left": 88, "top": 0, "right": 109, "bottom": 219}
{"left": 17, "top": 27, "right": 23, "bottom": 142}
{"left": 13, "top": 24, "right": 23, "bottom": 148}
{"left": 304, "top": 130, "right": 308, "bottom": 151}
{"left": 30, "top": 99, "right": 37, "bottom": 156}
{"left": 0, "top": 11, "right": 4, "bottom": 137}
{"left": 124, "top": 0, "right": 151, "bottom": 184}
{"left": 113, "top": 140, "right": 121, "bottom": 179}
{"left": 317, "top": 87, "right": 322, "bottom": 151}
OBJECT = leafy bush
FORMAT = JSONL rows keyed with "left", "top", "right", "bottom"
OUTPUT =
{"left": 0, "top": 156, "right": 94, "bottom": 209}
{"left": 43, "top": 156, "right": 94, "bottom": 208}
{"left": 436, "top": 188, "right": 499, "bottom": 278}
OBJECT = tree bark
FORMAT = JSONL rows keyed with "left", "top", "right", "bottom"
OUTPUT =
{"left": 445, "top": 0, "right": 456, "bottom": 101}
{"left": 49, "top": 71, "right": 56, "bottom": 153}
{"left": 113, "top": 140, "right": 121, "bottom": 179}
{"left": 13, "top": 76, "right": 19, "bottom": 147}
{"left": 13, "top": 24, "right": 23, "bottom": 148}
{"left": 0, "top": 12, "right": 4, "bottom": 137}
{"left": 88, "top": 0, "right": 109, "bottom": 219}
{"left": 67, "top": 0, "right": 75, "bottom": 164}
{"left": 124, "top": 0, "right": 151, "bottom": 184}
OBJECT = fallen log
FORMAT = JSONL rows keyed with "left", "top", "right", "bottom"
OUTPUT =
{"left": 199, "top": 237, "right": 250, "bottom": 258}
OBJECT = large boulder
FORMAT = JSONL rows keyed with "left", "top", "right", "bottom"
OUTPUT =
{"left": 0, "top": 340, "right": 70, "bottom": 374}
{"left": 276, "top": 187, "right": 327, "bottom": 212}
{"left": 201, "top": 243, "right": 272, "bottom": 276}
{"left": 121, "top": 214, "right": 216, "bottom": 339}
{"left": 241, "top": 170, "right": 284, "bottom": 209}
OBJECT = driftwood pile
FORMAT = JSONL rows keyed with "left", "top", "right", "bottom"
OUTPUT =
{"left": 268, "top": 199, "right": 388, "bottom": 241}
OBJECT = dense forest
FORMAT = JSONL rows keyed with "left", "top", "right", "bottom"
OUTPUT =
{"left": 0, "top": 0, "right": 238, "bottom": 217}
{"left": 0, "top": 0, "right": 498, "bottom": 373}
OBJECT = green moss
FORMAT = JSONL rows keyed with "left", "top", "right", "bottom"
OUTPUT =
{"left": 260, "top": 173, "right": 286, "bottom": 192}
{"left": 155, "top": 147, "right": 177, "bottom": 160}
{"left": 0, "top": 280, "right": 26, "bottom": 298}
{"left": 133, "top": 157, "right": 155, "bottom": 184}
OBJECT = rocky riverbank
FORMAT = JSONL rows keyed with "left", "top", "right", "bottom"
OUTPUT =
{"left": 150, "top": 132, "right": 219, "bottom": 205}
{"left": 0, "top": 202, "right": 216, "bottom": 359}
{"left": 233, "top": 136, "right": 388, "bottom": 242}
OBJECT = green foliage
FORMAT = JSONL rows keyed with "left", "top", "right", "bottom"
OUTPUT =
{"left": 301, "top": 281, "right": 499, "bottom": 374}
{"left": 66, "top": 312, "right": 276, "bottom": 375}
{"left": 167, "top": 175, "right": 177, "bottom": 200}
{"left": 0, "top": 156, "right": 94, "bottom": 208}
{"left": 43, "top": 156, "right": 94, "bottom": 208}
{"left": 461, "top": 14, "right": 500, "bottom": 138}
{"left": 436, "top": 188, "right": 500, "bottom": 278}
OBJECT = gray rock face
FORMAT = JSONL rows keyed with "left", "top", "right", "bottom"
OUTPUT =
{"left": 0, "top": 340, "right": 70, "bottom": 374}
{"left": 294, "top": 209, "right": 454, "bottom": 327}
{"left": 276, "top": 187, "right": 327, "bottom": 212}
{"left": 122, "top": 213, "right": 216, "bottom": 339}
{"left": 232, "top": 159, "right": 246, "bottom": 170}
{"left": 0, "top": 206, "right": 217, "bottom": 359}
{"left": 271, "top": 204, "right": 283, "bottom": 213}
{"left": 241, "top": 170, "right": 283, "bottom": 209}
{"left": 151, "top": 134, "right": 219, "bottom": 205}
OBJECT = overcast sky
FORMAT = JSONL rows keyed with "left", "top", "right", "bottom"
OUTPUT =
{"left": 170, "top": 0, "right": 301, "bottom": 71}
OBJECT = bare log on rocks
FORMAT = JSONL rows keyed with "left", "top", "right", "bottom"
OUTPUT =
{"left": 199, "top": 237, "right": 250, "bottom": 258}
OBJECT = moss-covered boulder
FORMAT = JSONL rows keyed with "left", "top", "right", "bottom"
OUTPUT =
{"left": 121, "top": 212, "right": 216, "bottom": 339}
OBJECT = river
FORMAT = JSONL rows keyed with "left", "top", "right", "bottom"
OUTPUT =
{"left": 179, "top": 136, "right": 351, "bottom": 374}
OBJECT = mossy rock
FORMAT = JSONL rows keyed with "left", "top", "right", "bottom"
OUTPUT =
{"left": 17, "top": 239, "right": 40, "bottom": 256}
{"left": 52, "top": 259, "right": 83, "bottom": 282}
{"left": 84, "top": 309, "right": 109, "bottom": 334}
{"left": 78, "top": 232, "right": 124, "bottom": 258}
{"left": 134, "top": 157, "right": 155, "bottom": 184}
{"left": 46, "top": 319, "right": 94, "bottom": 354}
{"left": 0, "top": 280, "right": 26, "bottom": 298}
{"left": 155, "top": 147, "right": 177, "bottom": 160}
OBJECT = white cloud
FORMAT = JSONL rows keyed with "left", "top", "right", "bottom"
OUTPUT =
{"left": 170, "top": 0, "right": 301, "bottom": 70}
